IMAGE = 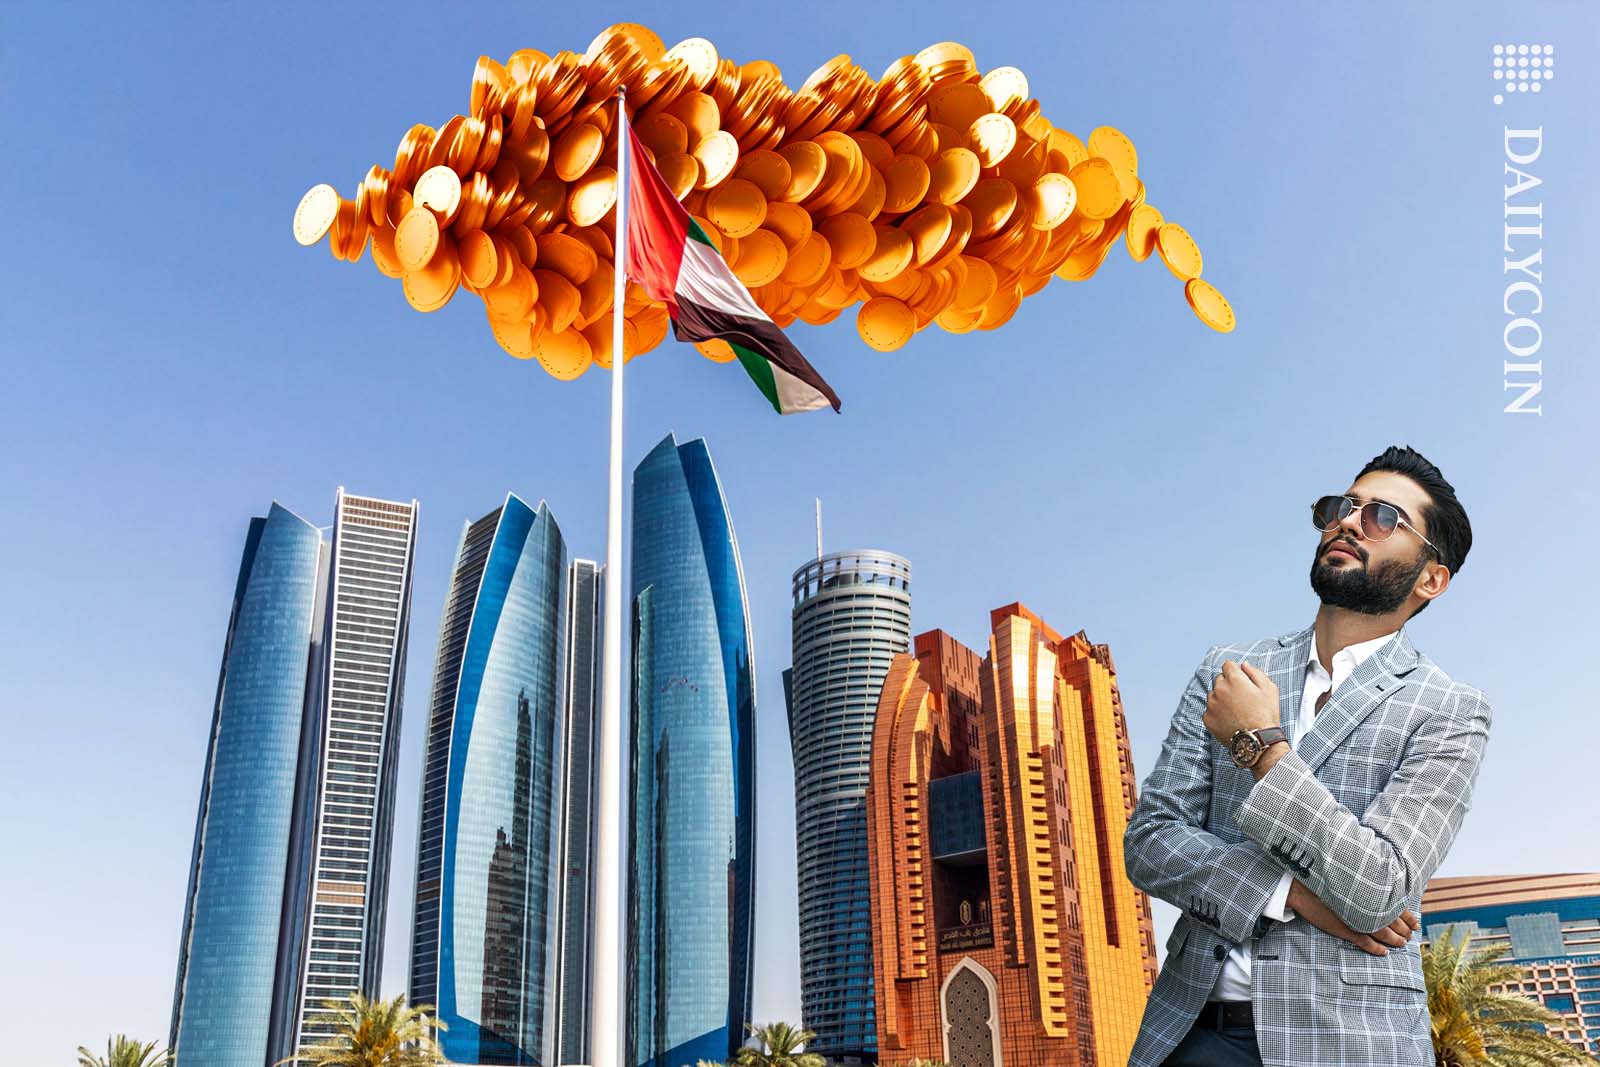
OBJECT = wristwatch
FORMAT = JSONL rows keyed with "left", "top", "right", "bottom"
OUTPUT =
{"left": 1228, "top": 726, "right": 1289, "bottom": 768}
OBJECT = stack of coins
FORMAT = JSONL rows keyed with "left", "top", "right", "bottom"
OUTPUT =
{"left": 293, "top": 24, "right": 1235, "bottom": 381}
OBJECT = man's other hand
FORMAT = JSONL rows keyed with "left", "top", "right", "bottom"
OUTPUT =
{"left": 1285, "top": 878, "right": 1420, "bottom": 956}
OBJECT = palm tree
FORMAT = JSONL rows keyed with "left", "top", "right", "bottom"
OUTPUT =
{"left": 1424, "top": 923, "right": 1592, "bottom": 1066}
{"left": 75, "top": 1036, "right": 171, "bottom": 1067}
{"left": 282, "top": 992, "right": 446, "bottom": 1067}
{"left": 731, "top": 1021, "right": 827, "bottom": 1067}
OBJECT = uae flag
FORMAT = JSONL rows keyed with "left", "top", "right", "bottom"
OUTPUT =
{"left": 623, "top": 127, "right": 841, "bottom": 414}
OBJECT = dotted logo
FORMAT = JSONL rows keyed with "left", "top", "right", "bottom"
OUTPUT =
{"left": 1494, "top": 44, "right": 1554, "bottom": 104}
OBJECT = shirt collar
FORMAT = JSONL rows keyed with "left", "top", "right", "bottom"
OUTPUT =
{"left": 1306, "top": 625, "right": 1401, "bottom": 677}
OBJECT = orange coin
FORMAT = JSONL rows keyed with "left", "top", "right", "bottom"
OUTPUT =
{"left": 533, "top": 268, "right": 582, "bottom": 331}
{"left": 694, "top": 337, "right": 738, "bottom": 363}
{"left": 1157, "top": 223, "right": 1203, "bottom": 280}
{"left": 968, "top": 113, "right": 1017, "bottom": 167}
{"left": 734, "top": 149, "right": 792, "bottom": 200}
{"left": 403, "top": 241, "right": 460, "bottom": 312}
{"left": 484, "top": 263, "right": 536, "bottom": 319}
{"left": 584, "top": 315, "right": 640, "bottom": 369}
{"left": 777, "top": 141, "right": 827, "bottom": 201}
{"left": 1125, "top": 203, "right": 1164, "bottom": 262}
{"left": 951, "top": 255, "right": 998, "bottom": 312}
{"left": 534, "top": 325, "right": 593, "bottom": 380}
{"left": 636, "top": 112, "right": 689, "bottom": 158}
{"left": 706, "top": 178, "right": 768, "bottom": 238}
{"left": 817, "top": 212, "right": 877, "bottom": 270}
{"left": 780, "top": 231, "right": 833, "bottom": 287}
{"left": 459, "top": 229, "right": 499, "bottom": 288}
{"left": 881, "top": 154, "right": 931, "bottom": 214}
{"left": 631, "top": 305, "right": 671, "bottom": 355}
{"left": 1030, "top": 172, "right": 1077, "bottom": 230}
{"left": 859, "top": 225, "right": 913, "bottom": 282}
{"left": 856, "top": 297, "right": 917, "bottom": 351}
{"left": 569, "top": 167, "right": 618, "bottom": 227}
{"left": 926, "top": 81, "right": 990, "bottom": 129}
{"left": 395, "top": 206, "right": 440, "bottom": 271}
{"left": 553, "top": 123, "right": 604, "bottom": 181}
{"left": 369, "top": 226, "right": 405, "bottom": 278}
{"left": 1068, "top": 157, "right": 1123, "bottom": 220}
{"left": 762, "top": 201, "right": 813, "bottom": 249}
{"left": 732, "top": 228, "right": 788, "bottom": 288}
{"left": 964, "top": 178, "right": 1018, "bottom": 239}
{"left": 536, "top": 232, "right": 599, "bottom": 285}
{"left": 900, "top": 203, "right": 953, "bottom": 266}
{"left": 1087, "top": 125, "right": 1139, "bottom": 200}
{"left": 488, "top": 313, "right": 535, "bottom": 359}
{"left": 693, "top": 130, "right": 740, "bottom": 188}
{"left": 928, "top": 147, "right": 980, "bottom": 205}
{"left": 293, "top": 183, "right": 340, "bottom": 246}
{"left": 656, "top": 152, "right": 700, "bottom": 200}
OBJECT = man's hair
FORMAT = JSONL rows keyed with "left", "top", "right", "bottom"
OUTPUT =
{"left": 1357, "top": 446, "right": 1472, "bottom": 614}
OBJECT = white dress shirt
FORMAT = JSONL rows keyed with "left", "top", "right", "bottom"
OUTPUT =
{"left": 1207, "top": 625, "right": 1402, "bottom": 1002}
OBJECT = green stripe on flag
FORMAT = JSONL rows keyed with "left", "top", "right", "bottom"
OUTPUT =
{"left": 685, "top": 218, "right": 716, "bottom": 248}
{"left": 731, "top": 342, "right": 782, "bottom": 414}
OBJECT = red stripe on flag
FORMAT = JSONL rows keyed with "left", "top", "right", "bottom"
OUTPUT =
{"left": 624, "top": 126, "right": 691, "bottom": 312}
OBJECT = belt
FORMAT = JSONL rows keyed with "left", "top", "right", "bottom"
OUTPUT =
{"left": 1195, "top": 1000, "right": 1254, "bottom": 1030}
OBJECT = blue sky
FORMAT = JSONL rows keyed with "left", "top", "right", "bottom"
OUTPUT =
{"left": 3, "top": 1, "right": 1596, "bottom": 1060}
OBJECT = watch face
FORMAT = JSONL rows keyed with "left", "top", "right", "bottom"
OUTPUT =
{"left": 1230, "top": 731, "right": 1261, "bottom": 766}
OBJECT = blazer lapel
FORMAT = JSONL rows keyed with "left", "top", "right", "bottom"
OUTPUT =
{"left": 1294, "top": 627, "right": 1422, "bottom": 774}
{"left": 1273, "top": 625, "right": 1316, "bottom": 736}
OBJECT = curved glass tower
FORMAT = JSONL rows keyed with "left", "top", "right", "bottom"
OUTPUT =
{"left": 628, "top": 434, "right": 756, "bottom": 1067}
{"left": 785, "top": 551, "right": 912, "bottom": 1062}
{"left": 409, "top": 495, "right": 569, "bottom": 1065}
{"left": 170, "top": 503, "right": 325, "bottom": 1066}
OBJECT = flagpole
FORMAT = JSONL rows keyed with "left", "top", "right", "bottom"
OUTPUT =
{"left": 591, "top": 85, "right": 628, "bottom": 1067}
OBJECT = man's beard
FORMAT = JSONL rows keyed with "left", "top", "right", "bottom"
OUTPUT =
{"left": 1309, "top": 539, "right": 1429, "bottom": 615}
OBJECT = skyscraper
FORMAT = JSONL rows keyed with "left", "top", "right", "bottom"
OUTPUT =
{"left": 1422, "top": 874, "right": 1600, "bottom": 1057}
{"left": 170, "top": 503, "right": 326, "bottom": 1067}
{"left": 407, "top": 495, "right": 571, "bottom": 1065}
{"left": 172, "top": 489, "right": 419, "bottom": 1067}
{"left": 628, "top": 433, "right": 756, "bottom": 1067}
{"left": 785, "top": 551, "right": 912, "bottom": 1062}
{"left": 865, "top": 604, "right": 1157, "bottom": 1067}
{"left": 554, "top": 559, "right": 604, "bottom": 1067}
{"left": 277, "top": 490, "right": 419, "bottom": 1063}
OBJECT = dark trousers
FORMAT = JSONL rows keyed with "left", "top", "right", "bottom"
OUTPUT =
{"left": 1159, "top": 1019, "right": 1264, "bottom": 1066}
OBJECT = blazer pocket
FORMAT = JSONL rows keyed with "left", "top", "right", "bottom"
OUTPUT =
{"left": 1338, "top": 950, "right": 1426, "bottom": 991}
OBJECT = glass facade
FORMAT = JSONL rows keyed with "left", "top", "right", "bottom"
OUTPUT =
{"left": 408, "top": 495, "right": 569, "bottom": 1065}
{"left": 785, "top": 550, "right": 911, "bottom": 1061}
{"left": 170, "top": 503, "right": 325, "bottom": 1067}
{"left": 628, "top": 434, "right": 756, "bottom": 1067}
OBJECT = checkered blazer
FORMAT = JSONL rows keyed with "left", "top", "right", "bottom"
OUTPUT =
{"left": 1122, "top": 623, "right": 1492, "bottom": 1067}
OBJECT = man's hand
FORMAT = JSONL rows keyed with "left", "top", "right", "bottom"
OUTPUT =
{"left": 1203, "top": 661, "right": 1282, "bottom": 743}
{"left": 1286, "top": 878, "right": 1419, "bottom": 956}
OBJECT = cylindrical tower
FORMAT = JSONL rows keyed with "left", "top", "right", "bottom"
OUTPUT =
{"left": 785, "top": 550, "right": 912, "bottom": 1063}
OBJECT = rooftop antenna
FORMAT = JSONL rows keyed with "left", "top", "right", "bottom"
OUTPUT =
{"left": 815, "top": 498, "right": 823, "bottom": 561}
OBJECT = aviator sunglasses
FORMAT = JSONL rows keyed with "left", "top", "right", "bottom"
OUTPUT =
{"left": 1311, "top": 495, "right": 1441, "bottom": 559}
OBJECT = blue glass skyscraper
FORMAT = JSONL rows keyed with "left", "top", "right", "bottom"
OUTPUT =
{"left": 408, "top": 494, "right": 570, "bottom": 1065}
{"left": 628, "top": 433, "right": 757, "bottom": 1067}
{"left": 170, "top": 503, "right": 326, "bottom": 1066}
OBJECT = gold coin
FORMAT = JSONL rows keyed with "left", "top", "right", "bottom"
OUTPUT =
{"left": 553, "top": 123, "right": 604, "bottom": 181}
{"left": 485, "top": 263, "right": 536, "bottom": 319}
{"left": 859, "top": 225, "right": 913, "bottom": 282}
{"left": 1030, "top": 172, "right": 1077, "bottom": 230}
{"left": 666, "top": 91, "right": 721, "bottom": 142}
{"left": 732, "top": 227, "right": 787, "bottom": 287}
{"left": 928, "top": 147, "right": 980, "bottom": 205}
{"left": 502, "top": 226, "right": 538, "bottom": 272}
{"left": 857, "top": 296, "right": 916, "bottom": 351}
{"left": 1068, "top": 157, "right": 1122, "bottom": 220}
{"left": 818, "top": 212, "right": 877, "bottom": 270}
{"left": 1087, "top": 125, "right": 1139, "bottom": 200}
{"left": 369, "top": 226, "right": 404, "bottom": 278}
{"left": 489, "top": 312, "right": 535, "bottom": 360}
{"left": 693, "top": 337, "right": 738, "bottom": 363}
{"left": 977, "top": 280, "right": 1022, "bottom": 330}
{"left": 762, "top": 201, "right": 813, "bottom": 250}
{"left": 901, "top": 203, "right": 952, "bottom": 266}
{"left": 847, "top": 167, "right": 886, "bottom": 220}
{"left": 656, "top": 152, "right": 700, "bottom": 200}
{"left": 395, "top": 206, "right": 441, "bottom": 271}
{"left": 913, "top": 41, "right": 976, "bottom": 78}
{"left": 881, "top": 154, "right": 931, "bottom": 213}
{"left": 459, "top": 229, "right": 499, "bottom": 289}
{"left": 936, "top": 303, "right": 985, "bottom": 333}
{"left": 631, "top": 304, "right": 671, "bottom": 354}
{"left": 534, "top": 325, "right": 593, "bottom": 379}
{"left": 1156, "top": 222, "right": 1202, "bottom": 280}
{"left": 997, "top": 137, "right": 1045, "bottom": 186}
{"left": 636, "top": 112, "right": 689, "bottom": 157}
{"left": 951, "top": 254, "right": 997, "bottom": 311}
{"left": 968, "top": 113, "right": 1017, "bottom": 168}
{"left": 930, "top": 122, "right": 968, "bottom": 153}
{"left": 1185, "top": 277, "right": 1235, "bottom": 332}
{"left": 613, "top": 23, "right": 666, "bottom": 62}
{"left": 293, "top": 183, "right": 340, "bottom": 246}
{"left": 584, "top": 315, "right": 640, "bottom": 369}
{"left": 740, "top": 59, "right": 782, "bottom": 82}
{"left": 403, "top": 241, "right": 460, "bottom": 312}
{"left": 850, "top": 130, "right": 894, "bottom": 169}
{"left": 662, "top": 37, "right": 720, "bottom": 87}
{"left": 927, "top": 81, "right": 990, "bottom": 130}
{"left": 693, "top": 130, "right": 740, "bottom": 188}
{"left": 1125, "top": 203, "right": 1164, "bottom": 262}
{"left": 536, "top": 232, "right": 598, "bottom": 285}
{"left": 777, "top": 141, "right": 827, "bottom": 201}
{"left": 781, "top": 231, "right": 833, "bottom": 287}
{"left": 706, "top": 178, "right": 768, "bottom": 238}
{"left": 965, "top": 178, "right": 1018, "bottom": 239}
{"left": 979, "top": 66, "right": 1029, "bottom": 112}
{"left": 734, "top": 149, "right": 792, "bottom": 200}
{"left": 576, "top": 266, "right": 615, "bottom": 326}
{"left": 1047, "top": 127, "right": 1088, "bottom": 171}
{"left": 534, "top": 268, "right": 582, "bottom": 331}
{"left": 569, "top": 167, "right": 618, "bottom": 227}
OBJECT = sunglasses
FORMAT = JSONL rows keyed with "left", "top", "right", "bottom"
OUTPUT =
{"left": 1311, "top": 495, "right": 1441, "bottom": 559}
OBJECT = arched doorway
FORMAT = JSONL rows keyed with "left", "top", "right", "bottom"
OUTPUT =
{"left": 940, "top": 957, "right": 1002, "bottom": 1067}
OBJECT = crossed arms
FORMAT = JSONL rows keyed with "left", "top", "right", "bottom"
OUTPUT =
{"left": 1124, "top": 646, "right": 1492, "bottom": 941}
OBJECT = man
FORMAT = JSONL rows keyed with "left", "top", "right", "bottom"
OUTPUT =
{"left": 1124, "top": 446, "right": 1491, "bottom": 1067}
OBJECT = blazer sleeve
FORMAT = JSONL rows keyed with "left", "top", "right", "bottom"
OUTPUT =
{"left": 1232, "top": 680, "right": 1492, "bottom": 935}
{"left": 1124, "top": 646, "right": 1293, "bottom": 944}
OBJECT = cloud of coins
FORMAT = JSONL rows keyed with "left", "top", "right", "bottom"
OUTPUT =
{"left": 292, "top": 23, "right": 1236, "bottom": 381}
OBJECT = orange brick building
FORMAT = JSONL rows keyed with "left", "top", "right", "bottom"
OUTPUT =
{"left": 865, "top": 604, "right": 1156, "bottom": 1067}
